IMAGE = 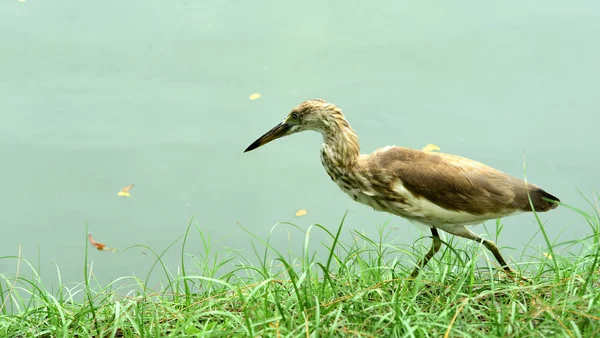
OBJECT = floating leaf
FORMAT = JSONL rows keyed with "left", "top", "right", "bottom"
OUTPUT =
{"left": 117, "top": 183, "right": 133, "bottom": 197}
{"left": 249, "top": 93, "right": 261, "bottom": 100}
{"left": 88, "top": 233, "right": 117, "bottom": 252}
{"left": 295, "top": 209, "right": 308, "bottom": 217}
{"left": 422, "top": 143, "right": 440, "bottom": 152}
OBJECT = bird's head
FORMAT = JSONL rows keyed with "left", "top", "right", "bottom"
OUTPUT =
{"left": 244, "top": 99, "right": 341, "bottom": 152}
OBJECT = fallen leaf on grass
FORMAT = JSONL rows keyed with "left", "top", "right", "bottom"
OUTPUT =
{"left": 249, "top": 93, "right": 261, "bottom": 100}
{"left": 422, "top": 143, "right": 441, "bottom": 152}
{"left": 88, "top": 233, "right": 117, "bottom": 252}
{"left": 117, "top": 183, "right": 134, "bottom": 197}
{"left": 295, "top": 209, "right": 308, "bottom": 217}
{"left": 542, "top": 252, "right": 553, "bottom": 260}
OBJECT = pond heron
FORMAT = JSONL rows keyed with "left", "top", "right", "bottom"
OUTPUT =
{"left": 244, "top": 99, "right": 560, "bottom": 278}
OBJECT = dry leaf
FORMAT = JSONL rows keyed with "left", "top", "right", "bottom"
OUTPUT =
{"left": 88, "top": 233, "right": 117, "bottom": 252}
{"left": 422, "top": 143, "right": 441, "bottom": 152}
{"left": 249, "top": 93, "right": 261, "bottom": 100}
{"left": 117, "top": 183, "right": 133, "bottom": 197}
{"left": 295, "top": 209, "right": 308, "bottom": 217}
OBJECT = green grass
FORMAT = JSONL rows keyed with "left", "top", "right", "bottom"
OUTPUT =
{"left": 1, "top": 198, "right": 600, "bottom": 337}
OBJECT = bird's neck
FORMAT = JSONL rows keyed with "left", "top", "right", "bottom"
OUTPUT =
{"left": 319, "top": 115, "right": 360, "bottom": 174}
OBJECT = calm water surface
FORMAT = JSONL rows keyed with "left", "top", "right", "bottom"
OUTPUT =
{"left": 1, "top": 0, "right": 599, "bottom": 286}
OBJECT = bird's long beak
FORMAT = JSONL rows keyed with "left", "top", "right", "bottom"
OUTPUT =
{"left": 244, "top": 122, "right": 290, "bottom": 152}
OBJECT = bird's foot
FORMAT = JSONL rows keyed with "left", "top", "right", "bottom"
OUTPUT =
{"left": 502, "top": 267, "right": 531, "bottom": 284}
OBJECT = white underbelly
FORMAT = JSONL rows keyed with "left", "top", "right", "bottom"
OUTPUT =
{"left": 337, "top": 179, "right": 516, "bottom": 227}
{"left": 390, "top": 180, "right": 517, "bottom": 226}
{"left": 336, "top": 183, "right": 390, "bottom": 212}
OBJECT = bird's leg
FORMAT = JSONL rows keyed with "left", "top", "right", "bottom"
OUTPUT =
{"left": 442, "top": 226, "right": 526, "bottom": 279}
{"left": 480, "top": 238, "right": 530, "bottom": 282}
{"left": 410, "top": 228, "right": 442, "bottom": 278}
{"left": 479, "top": 238, "right": 514, "bottom": 274}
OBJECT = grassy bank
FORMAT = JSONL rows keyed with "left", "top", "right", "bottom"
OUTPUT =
{"left": 1, "top": 201, "right": 599, "bottom": 337}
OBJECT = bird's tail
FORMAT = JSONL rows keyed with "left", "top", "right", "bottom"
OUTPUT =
{"left": 528, "top": 188, "right": 560, "bottom": 212}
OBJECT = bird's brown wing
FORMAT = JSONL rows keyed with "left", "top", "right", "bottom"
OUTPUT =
{"left": 370, "top": 147, "right": 558, "bottom": 215}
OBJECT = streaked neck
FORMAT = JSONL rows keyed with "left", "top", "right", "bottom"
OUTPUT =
{"left": 319, "top": 114, "right": 360, "bottom": 172}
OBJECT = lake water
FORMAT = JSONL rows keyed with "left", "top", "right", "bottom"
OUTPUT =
{"left": 1, "top": 0, "right": 599, "bottom": 287}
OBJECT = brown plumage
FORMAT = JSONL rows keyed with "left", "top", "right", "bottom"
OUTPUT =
{"left": 245, "top": 99, "right": 560, "bottom": 278}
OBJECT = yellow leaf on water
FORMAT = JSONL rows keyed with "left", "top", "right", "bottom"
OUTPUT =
{"left": 295, "top": 209, "right": 308, "bottom": 217}
{"left": 422, "top": 143, "right": 441, "bottom": 152}
{"left": 117, "top": 183, "right": 133, "bottom": 197}
{"left": 249, "top": 93, "right": 261, "bottom": 100}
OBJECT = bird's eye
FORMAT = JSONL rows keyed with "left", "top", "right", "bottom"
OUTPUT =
{"left": 291, "top": 113, "right": 299, "bottom": 120}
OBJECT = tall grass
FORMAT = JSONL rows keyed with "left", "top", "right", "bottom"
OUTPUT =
{"left": 1, "top": 198, "right": 599, "bottom": 337}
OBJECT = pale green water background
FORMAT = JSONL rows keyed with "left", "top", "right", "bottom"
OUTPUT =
{"left": 1, "top": 1, "right": 599, "bottom": 286}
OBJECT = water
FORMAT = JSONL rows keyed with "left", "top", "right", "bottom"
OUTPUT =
{"left": 1, "top": 0, "right": 599, "bottom": 287}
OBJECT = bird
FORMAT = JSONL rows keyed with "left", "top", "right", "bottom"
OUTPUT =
{"left": 244, "top": 99, "right": 560, "bottom": 278}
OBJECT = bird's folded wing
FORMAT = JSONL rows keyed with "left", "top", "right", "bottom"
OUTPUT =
{"left": 371, "top": 147, "right": 555, "bottom": 215}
